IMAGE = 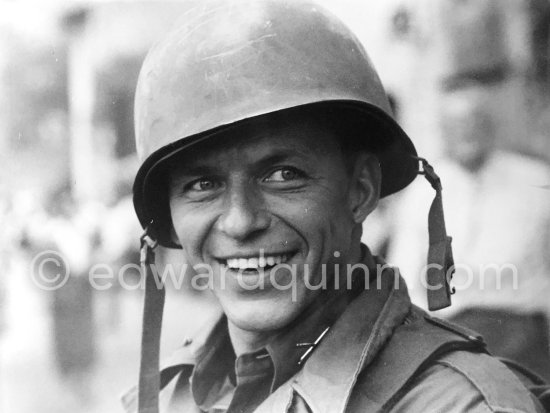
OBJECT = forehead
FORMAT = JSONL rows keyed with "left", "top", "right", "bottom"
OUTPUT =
{"left": 167, "top": 114, "right": 344, "bottom": 171}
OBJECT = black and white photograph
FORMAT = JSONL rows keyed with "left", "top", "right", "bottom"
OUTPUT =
{"left": 1, "top": 1, "right": 549, "bottom": 412}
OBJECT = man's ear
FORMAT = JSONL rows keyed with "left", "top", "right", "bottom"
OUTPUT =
{"left": 348, "top": 153, "right": 381, "bottom": 224}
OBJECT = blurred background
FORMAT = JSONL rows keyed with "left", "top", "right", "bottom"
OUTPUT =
{"left": 0, "top": 1, "right": 549, "bottom": 412}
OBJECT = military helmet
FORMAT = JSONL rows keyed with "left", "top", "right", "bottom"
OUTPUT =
{"left": 133, "top": 0, "right": 418, "bottom": 247}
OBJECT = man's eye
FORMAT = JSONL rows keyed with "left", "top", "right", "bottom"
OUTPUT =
{"left": 264, "top": 167, "right": 302, "bottom": 182}
{"left": 189, "top": 179, "right": 219, "bottom": 191}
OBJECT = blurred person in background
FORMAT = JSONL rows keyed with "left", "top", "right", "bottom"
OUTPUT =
{"left": 19, "top": 183, "right": 100, "bottom": 380}
{"left": 387, "top": 0, "right": 550, "bottom": 382}
{"left": 388, "top": 83, "right": 550, "bottom": 380}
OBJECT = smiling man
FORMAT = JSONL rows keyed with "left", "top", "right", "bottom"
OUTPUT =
{"left": 166, "top": 111, "right": 380, "bottom": 347}
{"left": 126, "top": 1, "right": 545, "bottom": 412}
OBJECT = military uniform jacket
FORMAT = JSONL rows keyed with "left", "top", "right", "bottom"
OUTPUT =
{"left": 123, "top": 264, "right": 544, "bottom": 413}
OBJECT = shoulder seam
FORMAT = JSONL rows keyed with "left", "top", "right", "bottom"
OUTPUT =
{"left": 436, "top": 354, "right": 533, "bottom": 413}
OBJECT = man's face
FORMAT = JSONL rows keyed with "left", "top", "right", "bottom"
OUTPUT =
{"left": 168, "top": 117, "right": 373, "bottom": 333}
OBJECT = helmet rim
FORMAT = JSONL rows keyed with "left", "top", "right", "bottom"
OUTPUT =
{"left": 133, "top": 99, "right": 417, "bottom": 248}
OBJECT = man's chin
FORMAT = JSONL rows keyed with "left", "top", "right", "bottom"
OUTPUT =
{"left": 224, "top": 299, "right": 303, "bottom": 333}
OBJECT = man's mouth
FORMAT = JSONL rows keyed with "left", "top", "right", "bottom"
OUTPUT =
{"left": 220, "top": 252, "right": 295, "bottom": 272}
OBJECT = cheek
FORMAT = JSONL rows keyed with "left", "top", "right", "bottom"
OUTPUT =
{"left": 268, "top": 196, "right": 326, "bottom": 233}
{"left": 170, "top": 201, "right": 214, "bottom": 258}
{"left": 268, "top": 190, "right": 351, "bottom": 246}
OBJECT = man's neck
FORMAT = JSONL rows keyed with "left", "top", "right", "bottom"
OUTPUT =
{"left": 227, "top": 321, "right": 275, "bottom": 356}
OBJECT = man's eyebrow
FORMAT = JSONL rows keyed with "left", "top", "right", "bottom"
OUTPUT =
{"left": 253, "top": 149, "right": 310, "bottom": 167}
{"left": 170, "top": 147, "right": 310, "bottom": 178}
{"left": 170, "top": 164, "right": 217, "bottom": 179}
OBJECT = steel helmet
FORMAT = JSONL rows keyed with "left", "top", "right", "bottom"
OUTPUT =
{"left": 133, "top": 0, "right": 418, "bottom": 247}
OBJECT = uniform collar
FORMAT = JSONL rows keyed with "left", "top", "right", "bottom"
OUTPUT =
{"left": 266, "top": 264, "right": 370, "bottom": 391}
{"left": 258, "top": 257, "right": 412, "bottom": 413}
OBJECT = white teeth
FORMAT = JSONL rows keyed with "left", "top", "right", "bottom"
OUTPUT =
{"left": 224, "top": 254, "right": 291, "bottom": 270}
{"left": 227, "top": 258, "right": 240, "bottom": 268}
{"left": 275, "top": 256, "right": 284, "bottom": 264}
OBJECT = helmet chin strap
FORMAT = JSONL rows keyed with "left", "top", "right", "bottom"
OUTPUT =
{"left": 138, "top": 227, "right": 163, "bottom": 413}
{"left": 415, "top": 157, "right": 455, "bottom": 311}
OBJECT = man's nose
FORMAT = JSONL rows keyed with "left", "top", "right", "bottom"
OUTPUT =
{"left": 215, "top": 186, "right": 271, "bottom": 240}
